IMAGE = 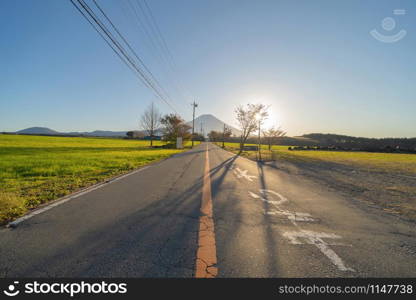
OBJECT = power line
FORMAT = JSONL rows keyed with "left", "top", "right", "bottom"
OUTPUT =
{"left": 134, "top": 0, "right": 194, "bottom": 108}
{"left": 127, "top": 0, "right": 164, "bottom": 64}
{"left": 121, "top": 0, "right": 181, "bottom": 104}
{"left": 69, "top": 0, "right": 136, "bottom": 76}
{"left": 69, "top": 0, "right": 179, "bottom": 113}
{"left": 83, "top": 0, "right": 178, "bottom": 112}
{"left": 91, "top": 0, "right": 176, "bottom": 110}
{"left": 142, "top": 0, "right": 194, "bottom": 99}
{"left": 142, "top": 0, "right": 182, "bottom": 76}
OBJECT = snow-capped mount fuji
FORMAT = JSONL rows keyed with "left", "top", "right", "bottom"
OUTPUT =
{"left": 187, "top": 114, "right": 240, "bottom": 136}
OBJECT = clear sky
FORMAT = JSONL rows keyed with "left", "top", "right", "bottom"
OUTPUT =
{"left": 1, "top": 0, "right": 415, "bottom": 137}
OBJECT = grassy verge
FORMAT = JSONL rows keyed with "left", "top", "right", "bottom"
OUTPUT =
{"left": 217, "top": 142, "right": 416, "bottom": 175}
{"left": 0, "top": 134, "right": 198, "bottom": 225}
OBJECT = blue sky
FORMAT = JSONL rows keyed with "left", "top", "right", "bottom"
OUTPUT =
{"left": 1, "top": 0, "right": 415, "bottom": 137}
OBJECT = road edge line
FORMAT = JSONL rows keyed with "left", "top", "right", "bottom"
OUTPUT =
{"left": 6, "top": 166, "right": 151, "bottom": 228}
{"left": 6, "top": 149, "right": 192, "bottom": 228}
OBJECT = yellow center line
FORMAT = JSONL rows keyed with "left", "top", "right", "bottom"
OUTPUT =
{"left": 195, "top": 144, "right": 218, "bottom": 278}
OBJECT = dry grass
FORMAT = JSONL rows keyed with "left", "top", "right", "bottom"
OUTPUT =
{"left": 218, "top": 141, "right": 416, "bottom": 220}
{"left": 219, "top": 142, "right": 416, "bottom": 175}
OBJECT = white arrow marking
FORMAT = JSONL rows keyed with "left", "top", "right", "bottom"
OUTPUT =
{"left": 234, "top": 167, "right": 257, "bottom": 182}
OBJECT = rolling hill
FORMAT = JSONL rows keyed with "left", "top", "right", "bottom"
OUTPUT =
{"left": 15, "top": 127, "right": 127, "bottom": 137}
{"left": 17, "top": 127, "right": 60, "bottom": 135}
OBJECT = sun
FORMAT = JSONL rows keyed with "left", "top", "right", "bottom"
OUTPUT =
{"left": 262, "top": 107, "right": 282, "bottom": 130}
{"left": 241, "top": 93, "right": 286, "bottom": 130}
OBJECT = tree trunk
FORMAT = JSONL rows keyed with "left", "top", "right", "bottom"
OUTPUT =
{"left": 239, "top": 134, "right": 248, "bottom": 154}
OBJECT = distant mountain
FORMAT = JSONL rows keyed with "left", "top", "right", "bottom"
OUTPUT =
{"left": 187, "top": 114, "right": 241, "bottom": 136}
{"left": 15, "top": 115, "right": 239, "bottom": 137}
{"left": 16, "top": 127, "right": 127, "bottom": 137}
{"left": 17, "top": 127, "right": 60, "bottom": 135}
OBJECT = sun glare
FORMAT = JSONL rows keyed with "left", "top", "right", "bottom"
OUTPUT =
{"left": 251, "top": 100, "right": 283, "bottom": 130}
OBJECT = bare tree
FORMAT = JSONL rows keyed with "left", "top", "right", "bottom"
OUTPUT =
{"left": 222, "top": 125, "right": 232, "bottom": 148}
{"left": 262, "top": 126, "right": 286, "bottom": 150}
{"left": 140, "top": 103, "right": 161, "bottom": 146}
{"left": 235, "top": 103, "right": 269, "bottom": 152}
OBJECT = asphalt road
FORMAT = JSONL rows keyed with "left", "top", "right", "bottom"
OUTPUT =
{"left": 1, "top": 142, "right": 415, "bottom": 277}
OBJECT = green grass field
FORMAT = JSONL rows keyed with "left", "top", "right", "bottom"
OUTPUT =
{"left": 219, "top": 142, "right": 416, "bottom": 174}
{"left": 0, "top": 134, "right": 196, "bottom": 224}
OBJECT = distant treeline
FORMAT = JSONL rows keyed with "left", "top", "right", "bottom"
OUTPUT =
{"left": 300, "top": 134, "right": 416, "bottom": 152}
{"left": 225, "top": 133, "right": 416, "bottom": 153}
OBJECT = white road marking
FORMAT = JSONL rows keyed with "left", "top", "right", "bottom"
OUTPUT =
{"left": 287, "top": 214, "right": 315, "bottom": 222}
{"left": 216, "top": 145, "right": 356, "bottom": 273}
{"left": 283, "top": 230, "right": 344, "bottom": 245}
{"left": 266, "top": 210, "right": 315, "bottom": 222}
{"left": 249, "top": 191, "right": 260, "bottom": 199}
{"left": 252, "top": 191, "right": 313, "bottom": 221}
{"left": 283, "top": 230, "right": 355, "bottom": 272}
{"left": 249, "top": 188, "right": 355, "bottom": 272}
{"left": 7, "top": 166, "right": 151, "bottom": 228}
{"left": 234, "top": 167, "right": 257, "bottom": 182}
{"left": 249, "top": 191, "right": 281, "bottom": 206}
{"left": 259, "top": 189, "right": 288, "bottom": 206}
{"left": 249, "top": 190, "right": 289, "bottom": 207}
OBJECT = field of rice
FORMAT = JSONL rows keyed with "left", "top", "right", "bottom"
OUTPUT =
{"left": 0, "top": 134, "right": 194, "bottom": 224}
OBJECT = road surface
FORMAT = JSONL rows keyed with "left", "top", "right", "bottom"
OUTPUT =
{"left": 1, "top": 142, "right": 415, "bottom": 277}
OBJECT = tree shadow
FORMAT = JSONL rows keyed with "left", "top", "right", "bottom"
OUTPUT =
{"left": 2, "top": 144, "right": 282, "bottom": 278}
{"left": 2, "top": 150, "right": 208, "bottom": 277}
{"left": 208, "top": 146, "right": 282, "bottom": 277}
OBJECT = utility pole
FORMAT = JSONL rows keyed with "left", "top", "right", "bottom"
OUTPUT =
{"left": 258, "top": 119, "right": 261, "bottom": 161}
{"left": 222, "top": 123, "right": 226, "bottom": 148}
{"left": 191, "top": 101, "right": 198, "bottom": 147}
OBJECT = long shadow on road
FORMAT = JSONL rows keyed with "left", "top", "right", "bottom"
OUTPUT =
{"left": 3, "top": 149, "right": 206, "bottom": 278}
{"left": 3, "top": 145, "right": 282, "bottom": 278}
{"left": 208, "top": 145, "right": 283, "bottom": 277}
